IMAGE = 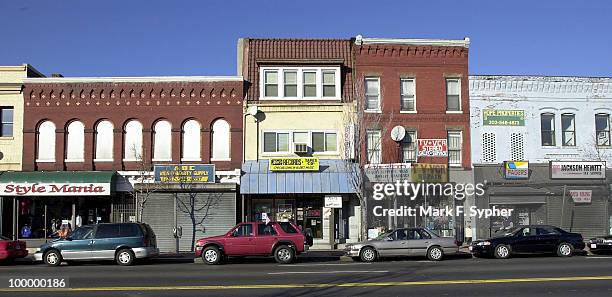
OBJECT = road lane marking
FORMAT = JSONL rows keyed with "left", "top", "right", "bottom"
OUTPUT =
{"left": 267, "top": 270, "right": 388, "bottom": 275}
{"left": 280, "top": 263, "right": 372, "bottom": 267}
{"left": 2, "top": 275, "right": 612, "bottom": 292}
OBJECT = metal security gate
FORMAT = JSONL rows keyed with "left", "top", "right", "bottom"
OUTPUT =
{"left": 141, "top": 191, "right": 237, "bottom": 253}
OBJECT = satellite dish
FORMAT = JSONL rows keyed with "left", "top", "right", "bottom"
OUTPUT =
{"left": 247, "top": 105, "right": 259, "bottom": 116}
{"left": 390, "top": 126, "right": 406, "bottom": 142}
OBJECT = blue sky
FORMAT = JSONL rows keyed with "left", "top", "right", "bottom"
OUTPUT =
{"left": 1, "top": 0, "right": 610, "bottom": 77}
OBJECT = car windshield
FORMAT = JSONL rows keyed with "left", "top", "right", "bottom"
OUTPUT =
{"left": 69, "top": 226, "right": 94, "bottom": 240}
{"left": 423, "top": 228, "right": 440, "bottom": 238}
{"left": 374, "top": 230, "right": 394, "bottom": 240}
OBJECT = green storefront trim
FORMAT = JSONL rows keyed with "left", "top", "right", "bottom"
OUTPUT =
{"left": 0, "top": 171, "right": 116, "bottom": 184}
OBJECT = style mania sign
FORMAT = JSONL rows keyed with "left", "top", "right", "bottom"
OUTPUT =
{"left": 154, "top": 164, "right": 215, "bottom": 183}
{"left": 482, "top": 109, "right": 525, "bottom": 126}
{"left": 0, "top": 183, "right": 111, "bottom": 196}
{"left": 269, "top": 158, "right": 319, "bottom": 171}
{"left": 417, "top": 139, "right": 448, "bottom": 157}
{"left": 550, "top": 161, "right": 606, "bottom": 180}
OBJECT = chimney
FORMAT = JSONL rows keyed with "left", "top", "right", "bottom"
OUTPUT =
{"left": 51, "top": 73, "right": 64, "bottom": 78}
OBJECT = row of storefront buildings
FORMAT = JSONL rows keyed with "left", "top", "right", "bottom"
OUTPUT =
{"left": 1, "top": 36, "right": 611, "bottom": 252}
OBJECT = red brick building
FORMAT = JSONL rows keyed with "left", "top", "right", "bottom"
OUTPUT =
{"left": 5, "top": 76, "right": 244, "bottom": 251}
{"left": 354, "top": 36, "right": 472, "bottom": 238}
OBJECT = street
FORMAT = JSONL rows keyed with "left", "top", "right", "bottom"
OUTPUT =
{"left": 1, "top": 253, "right": 612, "bottom": 296}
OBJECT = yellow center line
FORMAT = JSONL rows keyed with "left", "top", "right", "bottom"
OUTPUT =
{"left": 2, "top": 276, "right": 612, "bottom": 292}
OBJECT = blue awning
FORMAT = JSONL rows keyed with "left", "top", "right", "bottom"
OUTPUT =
{"left": 240, "top": 160, "right": 357, "bottom": 194}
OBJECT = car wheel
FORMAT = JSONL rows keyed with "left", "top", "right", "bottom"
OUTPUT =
{"left": 427, "top": 246, "right": 444, "bottom": 261}
{"left": 557, "top": 243, "right": 574, "bottom": 257}
{"left": 359, "top": 247, "right": 377, "bottom": 262}
{"left": 116, "top": 249, "right": 135, "bottom": 266}
{"left": 202, "top": 246, "right": 222, "bottom": 265}
{"left": 44, "top": 250, "right": 62, "bottom": 266}
{"left": 351, "top": 257, "right": 361, "bottom": 262}
{"left": 274, "top": 245, "right": 295, "bottom": 264}
{"left": 494, "top": 244, "right": 511, "bottom": 259}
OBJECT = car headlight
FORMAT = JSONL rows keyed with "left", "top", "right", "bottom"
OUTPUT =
{"left": 477, "top": 241, "right": 491, "bottom": 246}
{"left": 36, "top": 248, "right": 41, "bottom": 252}
{"left": 603, "top": 239, "right": 612, "bottom": 244}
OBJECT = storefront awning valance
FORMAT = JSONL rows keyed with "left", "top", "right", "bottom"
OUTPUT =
{"left": 489, "top": 196, "right": 547, "bottom": 205}
{"left": 241, "top": 160, "right": 357, "bottom": 194}
{"left": 0, "top": 171, "right": 116, "bottom": 196}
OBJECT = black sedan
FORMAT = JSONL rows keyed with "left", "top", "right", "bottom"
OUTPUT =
{"left": 470, "top": 225, "right": 585, "bottom": 259}
{"left": 588, "top": 235, "right": 612, "bottom": 254}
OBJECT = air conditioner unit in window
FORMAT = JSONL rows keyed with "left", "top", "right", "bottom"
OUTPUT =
{"left": 294, "top": 143, "right": 308, "bottom": 153}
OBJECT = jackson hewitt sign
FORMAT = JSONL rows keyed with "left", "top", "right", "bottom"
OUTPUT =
{"left": 550, "top": 161, "right": 606, "bottom": 180}
{"left": 0, "top": 183, "right": 112, "bottom": 196}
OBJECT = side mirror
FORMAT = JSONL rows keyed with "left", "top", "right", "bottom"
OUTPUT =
{"left": 385, "top": 236, "right": 393, "bottom": 241}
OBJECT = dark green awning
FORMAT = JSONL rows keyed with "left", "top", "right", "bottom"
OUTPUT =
{"left": 0, "top": 171, "right": 116, "bottom": 196}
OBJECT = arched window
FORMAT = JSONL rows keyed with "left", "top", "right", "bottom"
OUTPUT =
{"left": 153, "top": 120, "right": 172, "bottom": 161}
{"left": 95, "top": 120, "right": 114, "bottom": 160}
{"left": 211, "top": 119, "right": 230, "bottom": 160}
{"left": 66, "top": 121, "right": 85, "bottom": 161}
{"left": 182, "top": 120, "right": 201, "bottom": 161}
{"left": 37, "top": 121, "right": 56, "bottom": 161}
{"left": 124, "top": 120, "right": 143, "bottom": 161}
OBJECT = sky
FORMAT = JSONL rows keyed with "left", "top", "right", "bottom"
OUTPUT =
{"left": 1, "top": 0, "right": 611, "bottom": 77}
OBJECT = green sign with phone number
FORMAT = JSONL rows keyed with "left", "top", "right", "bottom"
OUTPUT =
{"left": 483, "top": 109, "right": 525, "bottom": 126}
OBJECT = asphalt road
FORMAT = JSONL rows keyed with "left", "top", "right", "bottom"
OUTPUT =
{"left": 1, "top": 253, "right": 612, "bottom": 297}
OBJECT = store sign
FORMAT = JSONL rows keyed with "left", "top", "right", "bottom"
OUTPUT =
{"left": 154, "top": 164, "right": 215, "bottom": 183}
{"left": 417, "top": 139, "right": 448, "bottom": 157}
{"left": 504, "top": 161, "right": 529, "bottom": 179}
{"left": 364, "top": 163, "right": 411, "bottom": 182}
{"left": 411, "top": 163, "right": 449, "bottom": 183}
{"left": 269, "top": 158, "right": 319, "bottom": 171}
{"left": 324, "top": 196, "right": 343, "bottom": 208}
{"left": 483, "top": 109, "right": 525, "bottom": 126}
{"left": 0, "top": 183, "right": 111, "bottom": 196}
{"left": 569, "top": 190, "right": 592, "bottom": 203}
{"left": 550, "top": 161, "right": 606, "bottom": 180}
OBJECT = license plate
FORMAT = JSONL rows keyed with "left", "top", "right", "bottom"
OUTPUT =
{"left": 590, "top": 243, "right": 597, "bottom": 249}
{"left": 468, "top": 246, "right": 473, "bottom": 251}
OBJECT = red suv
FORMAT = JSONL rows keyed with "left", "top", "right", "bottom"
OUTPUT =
{"left": 195, "top": 221, "right": 312, "bottom": 264}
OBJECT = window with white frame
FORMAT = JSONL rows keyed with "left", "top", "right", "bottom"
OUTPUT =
{"left": 312, "top": 132, "right": 337, "bottom": 153}
{"left": 401, "top": 131, "right": 417, "bottom": 162}
{"left": 124, "top": 120, "right": 143, "bottom": 161}
{"left": 260, "top": 67, "right": 340, "bottom": 99}
{"left": 365, "top": 77, "right": 380, "bottom": 111}
{"left": 212, "top": 119, "right": 231, "bottom": 160}
{"left": 0, "top": 107, "right": 14, "bottom": 137}
{"left": 95, "top": 120, "right": 114, "bottom": 161}
{"left": 153, "top": 120, "right": 172, "bottom": 161}
{"left": 366, "top": 130, "right": 381, "bottom": 164}
{"left": 66, "top": 121, "right": 85, "bottom": 162}
{"left": 263, "top": 132, "right": 289, "bottom": 153}
{"left": 400, "top": 79, "right": 416, "bottom": 112}
{"left": 446, "top": 78, "right": 461, "bottom": 112}
{"left": 540, "top": 113, "right": 555, "bottom": 146}
{"left": 447, "top": 131, "right": 462, "bottom": 166}
{"left": 596, "top": 113, "right": 611, "bottom": 146}
{"left": 37, "top": 121, "right": 56, "bottom": 162}
{"left": 182, "top": 120, "right": 201, "bottom": 161}
{"left": 561, "top": 113, "right": 576, "bottom": 146}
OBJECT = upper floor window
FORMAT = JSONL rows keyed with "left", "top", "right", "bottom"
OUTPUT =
{"left": 153, "top": 120, "right": 172, "bottom": 161}
{"left": 95, "top": 120, "right": 114, "bottom": 161}
{"left": 401, "top": 131, "right": 417, "bottom": 162}
{"left": 264, "top": 130, "right": 337, "bottom": 154}
{"left": 400, "top": 79, "right": 416, "bottom": 112}
{"left": 124, "top": 120, "right": 143, "bottom": 161}
{"left": 561, "top": 113, "right": 576, "bottom": 146}
{"left": 447, "top": 131, "right": 462, "bottom": 166}
{"left": 312, "top": 132, "right": 337, "bottom": 153}
{"left": 445, "top": 78, "right": 461, "bottom": 112}
{"left": 260, "top": 67, "right": 340, "bottom": 100}
{"left": 366, "top": 130, "right": 381, "bottom": 164}
{"left": 66, "top": 121, "right": 85, "bottom": 162}
{"left": 0, "top": 107, "right": 14, "bottom": 137}
{"left": 37, "top": 121, "right": 56, "bottom": 162}
{"left": 211, "top": 119, "right": 231, "bottom": 160}
{"left": 364, "top": 77, "right": 380, "bottom": 112}
{"left": 596, "top": 113, "right": 611, "bottom": 146}
{"left": 263, "top": 132, "right": 289, "bottom": 153}
{"left": 182, "top": 120, "right": 201, "bottom": 161}
{"left": 540, "top": 113, "right": 555, "bottom": 146}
